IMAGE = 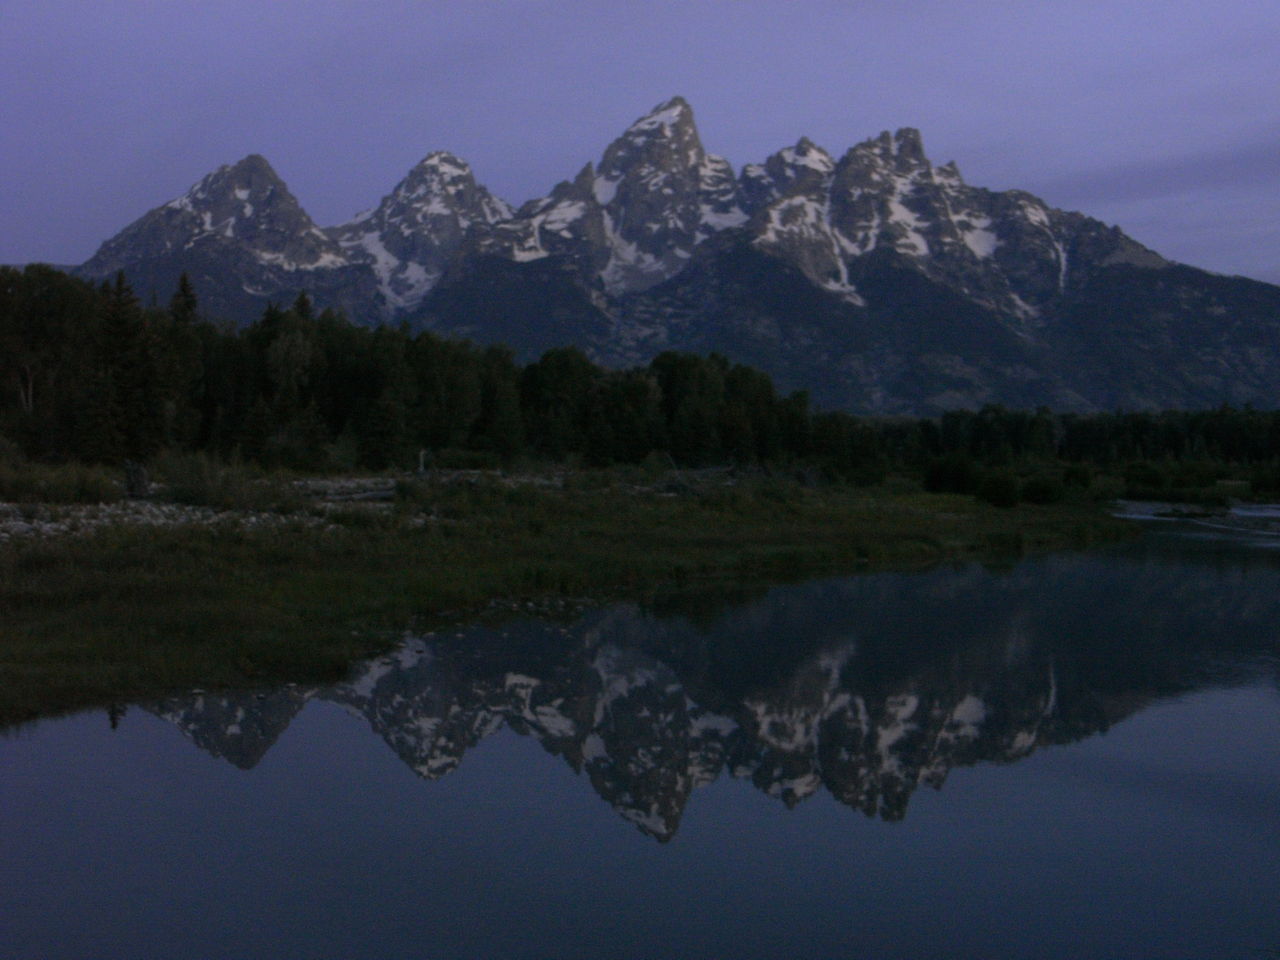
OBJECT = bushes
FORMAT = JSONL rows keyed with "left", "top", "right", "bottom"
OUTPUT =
{"left": 431, "top": 447, "right": 504, "bottom": 470}
{"left": 925, "top": 455, "right": 1066, "bottom": 507}
{"left": 0, "top": 433, "right": 22, "bottom": 466}
{"left": 0, "top": 443, "right": 122, "bottom": 504}
{"left": 154, "top": 452, "right": 304, "bottom": 512}
{"left": 1063, "top": 462, "right": 1093, "bottom": 489}
{"left": 1020, "top": 473, "right": 1066, "bottom": 505}
{"left": 976, "top": 470, "right": 1020, "bottom": 508}
{"left": 1250, "top": 462, "right": 1280, "bottom": 497}
{"left": 1123, "top": 461, "right": 1168, "bottom": 497}
{"left": 0, "top": 460, "right": 122, "bottom": 504}
{"left": 929, "top": 463, "right": 1068, "bottom": 508}
{"left": 924, "top": 453, "right": 979, "bottom": 495}
{"left": 927, "top": 457, "right": 1063, "bottom": 506}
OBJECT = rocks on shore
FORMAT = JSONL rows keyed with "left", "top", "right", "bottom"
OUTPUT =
{"left": 0, "top": 500, "right": 331, "bottom": 545}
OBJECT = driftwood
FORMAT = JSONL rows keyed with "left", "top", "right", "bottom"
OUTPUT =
{"left": 324, "top": 488, "right": 395, "bottom": 502}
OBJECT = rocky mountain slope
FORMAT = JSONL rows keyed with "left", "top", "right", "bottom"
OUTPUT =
{"left": 77, "top": 98, "right": 1280, "bottom": 412}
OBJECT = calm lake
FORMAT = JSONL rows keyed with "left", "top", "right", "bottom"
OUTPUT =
{"left": 3, "top": 513, "right": 1279, "bottom": 959}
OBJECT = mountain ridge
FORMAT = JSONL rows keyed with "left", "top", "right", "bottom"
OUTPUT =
{"left": 74, "top": 97, "right": 1280, "bottom": 413}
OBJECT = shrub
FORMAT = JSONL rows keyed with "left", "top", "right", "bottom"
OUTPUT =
{"left": 1089, "top": 474, "right": 1126, "bottom": 501}
{"left": 0, "top": 433, "right": 23, "bottom": 466}
{"left": 1250, "top": 462, "right": 1280, "bottom": 497}
{"left": 1124, "top": 461, "right": 1168, "bottom": 493}
{"left": 156, "top": 452, "right": 304, "bottom": 512}
{"left": 924, "top": 453, "right": 979, "bottom": 495}
{"left": 1169, "top": 460, "right": 1222, "bottom": 490}
{"left": 1063, "top": 463, "right": 1093, "bottom": 489}
{"left": 1020, "top": 473, "right": 1065, "bottom": 505}
{"left": 639, "top": 450, "right": 673, "bottom": 480}
{"left": 0, "top": 460, "right": 122, "bottom": 504}
{"left": 754, "top": 477, "right": 803, "bottom": 505}
{"left": 843, "top": 456, "right": 888, "bottom": 488}
{"left": 976, "top": 470, "right": 1020, "bottom": 508}
{"left": 433, "top": 448, "right": 503, "bottom": 470}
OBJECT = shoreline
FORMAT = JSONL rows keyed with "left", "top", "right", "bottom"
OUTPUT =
{"left": 0, "top": 473, "right": 1134, "bottom": 729}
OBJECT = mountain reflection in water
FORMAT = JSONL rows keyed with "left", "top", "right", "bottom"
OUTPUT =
{"left": 140, "top": 528, "right": 1280, "bottom": 841}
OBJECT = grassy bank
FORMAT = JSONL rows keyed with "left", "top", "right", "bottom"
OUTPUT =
{"left": 0, "top": 472, "right": 1132, "bottom": 728}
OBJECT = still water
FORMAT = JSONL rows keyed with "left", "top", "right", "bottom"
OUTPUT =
{"left": 3, "top": 515, "right": 1279, "bottom": 959}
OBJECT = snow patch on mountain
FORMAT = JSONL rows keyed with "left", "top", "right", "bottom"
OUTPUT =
{"left": 887, "top": 189, "right": 930, "bottom": 257}
{"left": 592, "top": 174, "right": 619, "bottom": 205}
{"left": 539, "top": 199, "right": 588, "bottom": 236}
{"left": 959, "top": 216, "right": 999, "bottom": 258}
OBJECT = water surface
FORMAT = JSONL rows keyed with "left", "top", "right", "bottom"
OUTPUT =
{"left": 3, "top": 518, "right": 1278, "bottom": 959}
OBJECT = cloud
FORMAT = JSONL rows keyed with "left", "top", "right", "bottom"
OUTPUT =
{"left": 1031, "top": 135, "right": 1280, "bottom": 207}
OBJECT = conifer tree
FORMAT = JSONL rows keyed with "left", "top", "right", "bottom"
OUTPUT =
{"left": 473, "top": 346, "right": 524, "bottom": 459}
{"left": 169, "top": 273, "right": 199, "bottom": 324}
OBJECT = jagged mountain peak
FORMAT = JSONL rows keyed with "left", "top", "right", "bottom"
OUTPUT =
{"left": 183, "top": 152, "right": 276, "bottom": 187}
{"left": 624, "top": 95, "right": 695, "bottom": 136}
{"left": 780, "top": 135, "right": 833, "bottom": 170}
{"left": 935, "top": 159, "right": 963, "bottom": 183}
{"left": 178, "top": 153, "right": 290, "bottom": 209}
{"left": 476, "top": 95, "right": 733, "bottom": 294}
{"left": 843, "top": 127, "right": 932, "bottom": 176}
{"left": 891, "top": 127, "right": 927, "bottom": 163}
{"left": 389, "top": 151, "right": 508, "bottom": 210}
{"left": 779, "top": 137, "right": 835, "bottom": 173}
{"left": 745, "top": 137, "right": 837, "bottom": 204}
{"left": 414, "top": 149, "right": 472, "bottom": 173}
{"left": 373, "top": 150, "right": 512, "bottom": 224}
{"left": 80, "top": 151, "right": 341, "bottom": 282}
{"left": 332, "top": 149, "right": 513, "bottom": 313}
{"left": 225, "top": 152, "right": 275, "bottom": 175}
{"left": 370, "top": 150, "right": 508, "bottom": 216}
{"left": 164, "top": 152, "right": 316, "bottom": 240}
{"left": 600, "top": 95, "right": 705, "bottom": 179}
{"left": 388, "top": 152, "right": 469, "bottom": 195}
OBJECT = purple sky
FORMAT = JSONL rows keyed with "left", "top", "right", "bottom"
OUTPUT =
{"left": 4, "top": 1, "right": 1278, "bottom": 282}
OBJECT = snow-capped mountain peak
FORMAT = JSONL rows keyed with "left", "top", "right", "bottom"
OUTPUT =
{"left": 164, "top": 154, "right": 337, "bottom": 258}
{"left": 82, "top": 153, "right": 346, "bottom": 280}
{"left": 385, "top": 151, "right": 513, "bottom": 223}
{"left": 330, "top": 151, "right": 514, "bottom": 312}
{"left": 476, "top": 96, "right": 752, "bottom": 294}
{"left": 620, "top": 95, "right": 696, "bottom": 139}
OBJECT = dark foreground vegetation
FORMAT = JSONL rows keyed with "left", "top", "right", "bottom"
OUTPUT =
{"left": 3, "top": 264, "right": 1278, "bottom": 725}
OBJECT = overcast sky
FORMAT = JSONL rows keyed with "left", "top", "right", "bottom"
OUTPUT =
{"left": 4, "top": 0, "right": 1277, "bottom": 282}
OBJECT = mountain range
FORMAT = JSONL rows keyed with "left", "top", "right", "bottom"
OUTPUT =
{"left": 76, "top": 97, "right": 1280, "bottom": 413}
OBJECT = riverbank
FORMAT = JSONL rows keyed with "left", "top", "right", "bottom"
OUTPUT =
{"left": 0, "top": 470, "right": 1133, "bottom": 728}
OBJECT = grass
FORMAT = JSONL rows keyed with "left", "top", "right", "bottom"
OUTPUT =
{"left": 0, "top": 459, "right": 122, "bottom": 504}
{"left": 152, "top": 451, "right": 312, "bottom": 512}
{"left": 0, "top": 472, "right": 1133, "bottom": 728}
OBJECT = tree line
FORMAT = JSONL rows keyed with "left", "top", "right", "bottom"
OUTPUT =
{"left": 3, "top": 264, "right": 1280, "bottom": 494}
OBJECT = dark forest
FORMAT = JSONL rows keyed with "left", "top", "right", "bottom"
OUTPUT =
{"left": 5, "top": 264, "right": 1280, "bottom": 503}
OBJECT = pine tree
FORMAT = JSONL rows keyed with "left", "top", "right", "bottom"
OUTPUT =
{"left": 169, "top": 273, "right": 199, "bottom": 324}
{"left": 473, "top": 346, "right": 524, "bottom": 459}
